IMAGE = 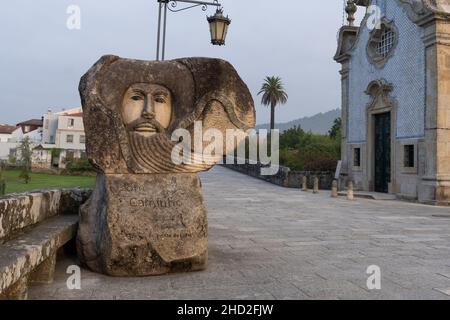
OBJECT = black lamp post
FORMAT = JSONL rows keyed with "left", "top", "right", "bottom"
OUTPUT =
{"left": 156, "top": 0, "right": 231, "bottom": 61}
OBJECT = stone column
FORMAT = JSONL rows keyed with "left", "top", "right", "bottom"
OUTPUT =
{"left": 334, "top": 25, "right": 357, "bottom": 191}
{"left": 420, "top": 18, "right": 450, "bottom": 205}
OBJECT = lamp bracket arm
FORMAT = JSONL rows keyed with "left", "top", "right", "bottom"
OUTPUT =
{"left": 160, "top": 0, "right": 221, "bottom": 13}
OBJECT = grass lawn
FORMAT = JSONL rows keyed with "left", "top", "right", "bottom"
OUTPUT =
{"left": 2, "top": 170, "right": 95, "bottom": 195}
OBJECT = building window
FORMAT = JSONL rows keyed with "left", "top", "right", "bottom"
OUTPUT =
{"left": 404, "top": 145, "right": 415, "bottom": 168}
{"left": 66, "top": 151, "right": 74, "bottom": 162}
{"left": 376, "top": 28, "right": 395, "bottom": 58}
{"left": 80, "top": 135, "right": 86, "bottom": 144}
{"left": 66, "top": 135, "right": 74, "bottom": 143}
{"left": 50, "top": 135, "right": 54, "bottom": 143}
{"left": 353, "top": 148, "right": 361, "bottom": 167}
{"left": 367, "top": 20, "right": 397, "bottom": 68}
{"left": 45, "top": 119, "right": 49, "bottom": 129}
{"left": 68, "top": 118, "right": 75, "bottom": 128}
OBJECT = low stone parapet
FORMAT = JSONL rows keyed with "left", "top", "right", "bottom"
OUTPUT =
{"left": 223, "top": 162, "right": 334, "bottom": 190}
{"left": 0, "top": 188, "right": 91, "bottom": 243}
{"left": 0, "top": 188, "right": 92, "bottom": 299}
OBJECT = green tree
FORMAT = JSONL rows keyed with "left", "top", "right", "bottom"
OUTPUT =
{"left": 329, "top": 117, "right": 342, "bottom": 139}
{"left": 258, "top": 76, "right": 288, "bottom": 132}
{"left": 18, "top": 137, "right": 32, "bottom": 184}
{"left": 0, "top": 160, "right": 6, "bottom": 196}
{"left": 280, "top": 126, "right": 305, "bottom": 150}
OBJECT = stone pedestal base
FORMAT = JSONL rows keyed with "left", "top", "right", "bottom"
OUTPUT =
{"left": 76, "top": 173, "right": 208, "bottom": 276}
{"left": 419, "top": 177, "right": 450, "bottom": 206}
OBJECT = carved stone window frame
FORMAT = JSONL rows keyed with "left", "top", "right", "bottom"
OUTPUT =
{"left": 366, "top": 19, "right": 398, "bottom": 69}
{"left": 365, "top": 79, "right": 397, "bottom": 193}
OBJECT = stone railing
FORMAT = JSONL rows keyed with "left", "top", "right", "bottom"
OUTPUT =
{"left": 0, "top": 188, "right": 91, "bottom": 299}
{"left": 223, "top": 161, "right": 335, "bottom": 190}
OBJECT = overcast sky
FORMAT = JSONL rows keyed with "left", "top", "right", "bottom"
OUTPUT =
{"left": 0, "top": 0, "right": 360, "bottom": 125}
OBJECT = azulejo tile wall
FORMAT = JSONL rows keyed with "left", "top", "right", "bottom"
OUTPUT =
{"left": 347, "top": 0, "right": 425, "bottom": 143}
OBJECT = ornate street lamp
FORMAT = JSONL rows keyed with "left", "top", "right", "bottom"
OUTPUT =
{"left": 207, "top": 8, "right": 231, "bottom": 46}
{"left": 156, "top": 0, "right": 231, "bottom": 60}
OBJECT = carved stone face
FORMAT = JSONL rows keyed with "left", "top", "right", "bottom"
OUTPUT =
{"left": 121, "top": 83, "right": 172, "bottom": 137}
{"left": 80, "top": 55, "right": 256, "bottom": 174}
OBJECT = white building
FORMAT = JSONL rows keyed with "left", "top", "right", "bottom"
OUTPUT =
{"left": 37, "top": 107, "right": 86, "bottom": 169}
{"left": 0, "top": 122, "right": 42, "bottom": 162}
{"left": 0, "top": 125, "right": 21, "bottom": 161}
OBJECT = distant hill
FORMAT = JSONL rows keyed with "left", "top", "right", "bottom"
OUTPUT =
{"left": 256, "top": 108, "right": 341, "bottom": 135}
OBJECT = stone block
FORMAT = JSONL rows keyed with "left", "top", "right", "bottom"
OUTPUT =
{"left": 77, "top": 174, "right": 208, "bottom": 276}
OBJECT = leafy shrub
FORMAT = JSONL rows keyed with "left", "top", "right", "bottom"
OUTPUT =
{"left": 66, "top": 158, "right": 93, "bottom": 171}
{"left": 278, "top": 122, "right": 341, "bottom": 171}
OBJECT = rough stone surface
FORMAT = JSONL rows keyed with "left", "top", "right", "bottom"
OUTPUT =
{"left": 0, "top": 215, "right": 78, "bottom": 295}
{"left": 29, "top": 253, "right": 57, "bottom": 284}
{"left": 0, "top": 275, "right": 28, "bottom": 300}
{"left": 0, "top": 189, "right": 91, "bottom": 243}
{"left": 28, "top": 167, "right": 450, "bottom": 300}
{"left": 77, "top": 173, "right": 208, "bottom": 276}
{"left": 78, "top": 56, "right": 255, "bottom": 276}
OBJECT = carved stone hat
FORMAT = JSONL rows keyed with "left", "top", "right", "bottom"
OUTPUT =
{"left": 79, "top": 55, "right": 255, "bottom": 174}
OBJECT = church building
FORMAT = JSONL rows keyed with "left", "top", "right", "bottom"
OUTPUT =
{"left": 335, "top": 0, "right": 450, "bottom": 205}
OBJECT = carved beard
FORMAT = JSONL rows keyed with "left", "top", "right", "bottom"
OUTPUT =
{"left": 127, "top": 131, "right": 214, "bottom": 174}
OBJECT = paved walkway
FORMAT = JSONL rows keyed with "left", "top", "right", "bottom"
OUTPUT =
{"left": 29, "top": 166, "right": 450, "bottom": 300}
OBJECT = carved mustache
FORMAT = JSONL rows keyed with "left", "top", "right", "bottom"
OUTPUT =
{"left": 127, "top": 117, "right": 166, "bottom": 134}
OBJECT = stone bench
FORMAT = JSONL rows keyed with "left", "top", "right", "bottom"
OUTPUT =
{"left": 0, "top": 188, "right": 91, "bottom": 299}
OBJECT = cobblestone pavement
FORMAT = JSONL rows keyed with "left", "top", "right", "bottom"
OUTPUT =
{"left": 29, "top": 166, "right": 450, "bottom": 300}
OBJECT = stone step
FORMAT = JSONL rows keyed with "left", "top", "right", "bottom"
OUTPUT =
{"left": 0, "top": 189, "right": 90, "bottom": 244}
{"left": 337, "top": 191, "right": 397, "bottom": 201}
{"left": 0, "top": 215, "right": 79, "bottom": 299}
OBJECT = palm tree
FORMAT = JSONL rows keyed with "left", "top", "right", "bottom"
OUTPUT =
{"left": 258, "top": 76, "right": 288, "bottom": 131}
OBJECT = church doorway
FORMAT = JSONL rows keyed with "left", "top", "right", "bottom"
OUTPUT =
{"left": 374, "top": 112, "right": 391, "bottom": 193}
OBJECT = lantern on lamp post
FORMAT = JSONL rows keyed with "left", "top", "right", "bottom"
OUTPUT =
{"left": 207, "top": 8, "right": 231, "bottom": 46}
{"left": 155, "top": 0, "right": 231, "bottom": 60}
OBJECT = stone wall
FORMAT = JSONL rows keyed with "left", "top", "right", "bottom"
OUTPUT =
{"left": 0, "top": 188, "right": 91, "bottom": 244}
{"left": 223, "top": 163, "right": 335, "bottom": 190}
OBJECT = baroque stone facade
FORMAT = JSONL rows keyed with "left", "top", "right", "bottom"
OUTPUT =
{"left": 335, "top": 0, "right": 450, "bottom": 204}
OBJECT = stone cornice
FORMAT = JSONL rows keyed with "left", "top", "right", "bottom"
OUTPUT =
{"left": 356, "top": 1, "right": 450, "bottom": 25}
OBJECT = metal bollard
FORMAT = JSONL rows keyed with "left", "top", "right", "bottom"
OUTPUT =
{"left": 347, "top": 181, "right": 354, "bottom": 200}
{"left": 331, "top": 180, "right": 338, "bottom": 198}
{"left": 313, "top": 176, "right": 319, "bottom": 194}
{"left": 302, "top": 176, "right": 308, "bottom": 192}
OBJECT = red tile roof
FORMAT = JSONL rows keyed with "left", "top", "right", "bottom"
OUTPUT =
{"left": 16, "top": 119, "right": 43, "bottom": 127}
{"left": 66, "top": 112, "right": 83, "bottom": 117}
{"left": 0, "top": 125, "right": 17, "bottom": 134}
